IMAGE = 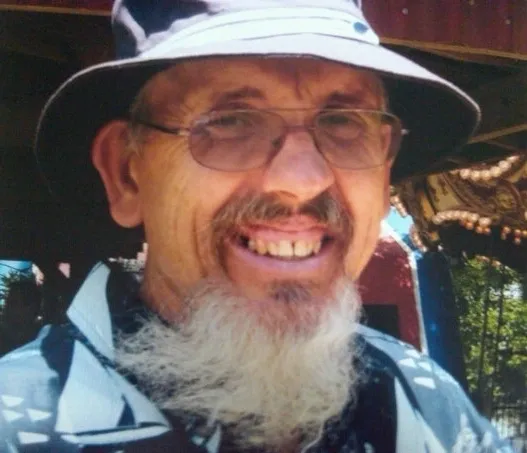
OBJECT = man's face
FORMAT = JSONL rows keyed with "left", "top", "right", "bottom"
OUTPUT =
{"left": 104, "top": 57, "right": 393, "bottom": 320}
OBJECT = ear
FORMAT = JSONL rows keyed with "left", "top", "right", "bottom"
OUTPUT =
{"left": 91, "top": 120, "right": 143, "bottom": 228}
{"left": 380, "top": 123, "right": 396, "bottom": 217}
{"left": 382, "top": 180, "right": 392, "bottom": 217}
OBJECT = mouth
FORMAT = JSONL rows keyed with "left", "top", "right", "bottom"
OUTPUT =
{"left": 235, "top": 234, "right": 333, "bottom": 260}
{"left": 221, "top": 219, "right": 346, "bottom": 295}
{"left": 223, "top": 219, "right": 341, "bottom": 275}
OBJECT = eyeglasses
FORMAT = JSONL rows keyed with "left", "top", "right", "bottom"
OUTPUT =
{"left": 130, "top": 109, "right": 405, "bottom": 171}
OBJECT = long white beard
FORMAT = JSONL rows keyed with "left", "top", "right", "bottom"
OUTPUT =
{"left": 115, "top": 279, "right": 363, "bottom": 451}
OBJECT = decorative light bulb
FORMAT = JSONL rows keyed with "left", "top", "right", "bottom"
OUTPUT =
{"left": 499, "top": 161, "right": 511, "bottom": 172}
{"left": 490, "top": 166, "right": 501, "bottom": 178}
{"left": 481, "top": 170, "right": 491, "bottom": 181}
{"left": 479, "top": 217, "right": 491, "bottom": 227}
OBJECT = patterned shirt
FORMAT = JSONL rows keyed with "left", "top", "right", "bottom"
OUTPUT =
{"left": 0, "top": 263, "right": 515, "bottom": 452}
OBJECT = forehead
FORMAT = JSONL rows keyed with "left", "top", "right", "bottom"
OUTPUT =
{"left": 142, "top": 57, "right": 382, "bottom": 112}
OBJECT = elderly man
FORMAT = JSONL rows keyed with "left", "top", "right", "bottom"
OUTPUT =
{"left": 0, "top": 1, "right": 513, "bottom": 452}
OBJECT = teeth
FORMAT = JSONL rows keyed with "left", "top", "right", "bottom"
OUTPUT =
{"left": 267, "top": 242, "right": 279, "bottom": 256}
{"left": 293, "top": 240, "right": 312, "bottom": 257}
{"left": 244, "top": 237, "right": 323, "bottom": 258}
{"left": 256, "top": 239, "right": 267, "bottom": 255}
{"left": 278, "top": 240, "right": 294, "bottom": 257}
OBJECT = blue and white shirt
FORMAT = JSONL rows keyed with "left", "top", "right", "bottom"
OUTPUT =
{"left": 0, "top": 263, "right": 514, "bottom": 452}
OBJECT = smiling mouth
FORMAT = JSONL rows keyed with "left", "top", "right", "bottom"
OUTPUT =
{"left": 235, "top": 234, "right": 333, "bottom": 260}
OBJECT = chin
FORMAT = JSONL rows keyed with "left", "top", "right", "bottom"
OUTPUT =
{"left": 116, "top": 276, "right": 363, "bottom": 450}
{"left": 226, "top": 278, "right": 346, "bottom": 337}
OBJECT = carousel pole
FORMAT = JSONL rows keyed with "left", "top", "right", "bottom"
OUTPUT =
{"left": 475, "top": 235, "right": 494, "bottom": 415}
{"left": 489, "top": 267, "right": 506, "bottom": 415}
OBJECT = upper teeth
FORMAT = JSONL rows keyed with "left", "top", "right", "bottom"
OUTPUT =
{"left": 247, "top": 238, "right": 322, "bottom": 258}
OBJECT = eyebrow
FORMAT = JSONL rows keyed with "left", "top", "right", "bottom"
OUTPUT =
{"left": 210, "top": 87, "right": 371, "bottom": 109}
{"left": 324, "top": 91, "right": 369, "bottom": 107}
{"left": 213, "top": 86, "right": 266, "bottom": 106}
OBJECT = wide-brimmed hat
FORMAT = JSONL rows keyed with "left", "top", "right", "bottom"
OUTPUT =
{"left": 34, "top": 0, "right": 480, "bottom": 256}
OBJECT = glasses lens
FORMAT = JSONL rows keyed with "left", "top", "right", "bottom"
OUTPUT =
{"left": 315, "top": 110, "right": 402, "bottom": 169}
{"left": 190, "top": 110, "right": 281, "bottom": 171}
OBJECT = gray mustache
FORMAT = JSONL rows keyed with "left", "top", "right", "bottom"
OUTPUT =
{"left": 212, "top": 191, "right": 351, "bottom": 238}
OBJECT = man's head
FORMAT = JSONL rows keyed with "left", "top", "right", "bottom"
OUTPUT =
{"left": 96, "top": 57, "right": 393, "bottom": 449}
{"left": 35, "top": 0, "right": 479, "bottom": 264}
{"left": 92, "top": 57, "right": 393, "bottom": 323}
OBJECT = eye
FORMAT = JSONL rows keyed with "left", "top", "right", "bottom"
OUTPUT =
{"left": 197, "top": 111, "right": 262, "bottom": 139}
{"left": 317, "top": 111, "right": 364, "bottom": 140}
{"left": 208, "top": 114, "right": 247, "bottom": 128}
{"left": 319, "top": 113, "right": 354, "bottom": 126}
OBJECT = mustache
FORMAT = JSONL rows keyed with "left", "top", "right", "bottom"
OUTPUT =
{"left": 211, "top": 191, "right": 352, "bottom": 239}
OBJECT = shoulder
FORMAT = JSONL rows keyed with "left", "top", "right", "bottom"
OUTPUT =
{"left": 356, "top": 325, "right": 514, "bottom": 452}
{"left": 357, "top": 324, "right": 462, "bottom": 389}
{"left": 0, "top": 325, "right": 79, "bottom": 452}
{"left": 0, "top": 323, "right": 73, "bottom": 385}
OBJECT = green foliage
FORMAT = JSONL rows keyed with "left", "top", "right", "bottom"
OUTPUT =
{"left": 451, "top": 258, "right": 527, "bottom": 414}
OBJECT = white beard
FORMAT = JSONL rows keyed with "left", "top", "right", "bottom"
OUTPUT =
{"left": 115, "top": 279, "right": 363, "bottom": 451}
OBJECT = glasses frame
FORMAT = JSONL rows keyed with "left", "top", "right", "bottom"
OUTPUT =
{"left": 129, "top": 108, "right": 406, "bottom": 172}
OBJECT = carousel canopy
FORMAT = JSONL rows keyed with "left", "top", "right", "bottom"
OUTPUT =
{"left": 394, "top": 154, "right": 527, "bottom": 272}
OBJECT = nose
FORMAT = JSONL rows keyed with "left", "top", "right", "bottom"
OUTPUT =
{"left": 261, "top": 130, "right": 335, "bottom": 204}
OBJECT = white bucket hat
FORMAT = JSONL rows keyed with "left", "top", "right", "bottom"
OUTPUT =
{"left": 34, "top": 0, "right": 480, "bottom": 253}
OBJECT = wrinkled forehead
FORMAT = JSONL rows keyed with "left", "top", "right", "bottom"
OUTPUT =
{"left": 139, "top": 57, "right": 384, "bottom": 115}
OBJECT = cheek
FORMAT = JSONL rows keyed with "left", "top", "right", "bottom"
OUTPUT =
{"left": 138, "top": 142, "right": 249, "bottom": 281}
{"left": 138, "top": 145, "right": 196, "bottom": 267}
{"left": 337, "top": 168, "right": 390, "bottom": 279}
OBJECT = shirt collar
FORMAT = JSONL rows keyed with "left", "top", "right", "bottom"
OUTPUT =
{"left": 66, "top": 262, "right": 116, "bottom": 361}
{"left": 58, "top": 262, "right": 172, "bottom": 444}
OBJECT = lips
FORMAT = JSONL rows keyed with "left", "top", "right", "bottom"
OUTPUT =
{"left": 215, "top": 195, "right": 350, "bottom": 298}
{"left": 244, "top": 237, "right": 326, "bottom": 258}
{"left": 231, "top": 219, "right": 334, "bottom": 262}
{"left": 220, "top": 216, "right": 346, "bottom": 298}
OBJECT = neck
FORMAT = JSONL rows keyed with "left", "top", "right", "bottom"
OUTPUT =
{"left": 141, "top": 264, "right": 185, "bottom": 322}
{"left": 279, "top": 439, "right": 300, "bottom": 453}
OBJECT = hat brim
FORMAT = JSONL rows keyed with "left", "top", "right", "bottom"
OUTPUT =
{"left": 35, "top": 33, "right": 480, "bottom": 256}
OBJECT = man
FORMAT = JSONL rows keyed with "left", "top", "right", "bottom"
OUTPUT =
{"left": 0, "top": 1, "right": 513, "bottom": 452}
